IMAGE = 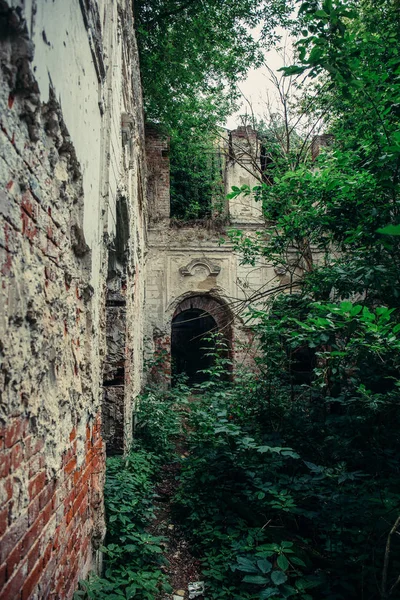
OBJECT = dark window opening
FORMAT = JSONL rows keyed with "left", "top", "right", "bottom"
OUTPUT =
{"left": 171, "top": 308, "right": 217, "bottom": 385}
{"left": 107, "top": 196, "right": 129, "bottom": 281}
{"left": 170, "top": 138, "right": 225, "bottom": 221}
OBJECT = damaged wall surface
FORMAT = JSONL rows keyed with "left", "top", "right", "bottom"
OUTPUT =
{"left": 145, "top": 126, "right": 278, "bottom": 380}
{"left": 0, "top": 0, "right": 147, "bottom": 598}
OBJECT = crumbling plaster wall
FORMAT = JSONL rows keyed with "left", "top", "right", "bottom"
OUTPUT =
{"left": 102, "top": 2, "right": 147, "bottom": 454}
{"left": 145, "top": 127, "right": 279, "bottom": 377}
{"left": 0, "top": 0, "right": 147, "bottom": 598}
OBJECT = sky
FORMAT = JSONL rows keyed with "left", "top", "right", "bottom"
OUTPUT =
{"left": 225, "top": 28, "right": 294, "bottom": 130}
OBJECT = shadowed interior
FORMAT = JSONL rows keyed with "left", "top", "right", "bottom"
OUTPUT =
{"left": 171, "top": 308, "right": 217, "bottom": 385}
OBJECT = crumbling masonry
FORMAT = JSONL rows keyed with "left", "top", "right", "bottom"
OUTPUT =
{"left": 0, "top": 1, "right": 278, "bottom": 598}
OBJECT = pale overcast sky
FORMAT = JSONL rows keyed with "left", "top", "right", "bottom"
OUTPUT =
{"left": 225, "top": 28, "right": 294, "bottom": 130}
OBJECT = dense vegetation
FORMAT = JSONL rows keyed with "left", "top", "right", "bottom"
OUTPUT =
{"left": 79, "top": 1, "right": 400, "bottom": 598}
{"left": 134, "top": 0, "right": 294, "bottom": 219}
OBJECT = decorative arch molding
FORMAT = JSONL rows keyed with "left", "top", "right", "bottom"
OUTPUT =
{"left": 179, "top": 258, "right": 221, "bottom": 277}
{"left": 172, "top": 293, "right": 233, "bottom": 336}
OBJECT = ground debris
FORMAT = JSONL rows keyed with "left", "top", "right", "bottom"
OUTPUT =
{"left": 150, "top": 458, "right": 203, "bottom": 600}
{"left": 188, "top": 581, "right": 205, "bottom": 598}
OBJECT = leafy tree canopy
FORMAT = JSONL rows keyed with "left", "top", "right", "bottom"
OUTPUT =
{"left": 134, "top": 0, "right": 294, "bottom": 129}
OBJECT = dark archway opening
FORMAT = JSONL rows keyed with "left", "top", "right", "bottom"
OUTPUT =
{"left": 171, "top": 308, "right": 217, "bottom": 386}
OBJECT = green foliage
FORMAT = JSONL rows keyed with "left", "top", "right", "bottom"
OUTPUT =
{"left": 134, "top": 0, "right": 294, "bottom": 128}
{"left": 173, "top": 336, "right": 400, "bottom": 598}
{"left": 75, "top": 447, "right": 172, "bottom": 599}
{"left": 173, "top": 363, "right": 324, "bottom": 599}
{"left": 135, "top": 378, "right": 190, "bottom": 458}
{"left": 216, "top": 4, "right": 400, "bottom": 592}
{"left": 170, "top": 129, "right": 226, "bottom": 220}
{"left": 134, "top": 0, "right": 294, "bottom": 221}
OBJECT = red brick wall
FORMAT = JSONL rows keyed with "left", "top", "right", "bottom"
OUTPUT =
{"left": 0, "top": 11, "right": 106, "bottom": 598}
{"left": 145, "top": 126, "right": 170, "bottom": 221}
{"left": 0, "top": 415, "right": 105, "bottom": 600}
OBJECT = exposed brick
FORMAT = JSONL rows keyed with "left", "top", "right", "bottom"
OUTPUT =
{"left": 28, "top": 496, "right": 40, "bottom": 527}
{"left": 73, "top": 482, "right": 88, "bottom": 516}
{"left": 62, "top": 446, "right": 75, "bottom": 467}
{"left": 65, "top": 507, "right": 73, "bottom": 526}
{"left": 0, "top": 507, "right": 8, "bottom": 538}
{"left": 0, "top": 0, "right": 149, "bottom": 596}
{"left": 0, "top": 477, "right": 12, "bottom": 508}
{"left": 0, "top": 564, "right": 5, "bottom": 589}
{"left": 28, "top": 452, "right": 45, "bottom": 478}
{"left": 63, "top": 487, "right": 74, "bottom": 512}
{"left": 0, "top": 453, "right": 10, "bottom": 478}
{"left": 27, "top": 539, "right": 40, "bottom": 572}
{"left": 0, "top": 512, "right": 28, "bottom": 564}
{"left": 73, "top": 467, "right": 82, "bottom": 486}
{"left": 41, "top": 499, "right": 53, "bottom": 528}
{"left": 10, "top": 443, "right": 23, "bottom": 472}
{"left": 37, "top": 553, "right": 57, "bottom": 598}
{"left": 28, "top": 471, "right": 46, "bottom": 501}
{"left": 24, "top": 436, "right": 44, "bottom": 460}
{"left": 64, "top": 457, "right": 77, "bottom": 476}
{"left": 0, "top": 558, "right": 27, "bottom": 600}
{"left": 78, "top": 494, "right": 88, "bottom": 518}
{"left": 22, "top": 556, "right": 43, "bottom": 600}
{"left": 23, "top": 511, "right": 43, "bottom": 555}
{"left": 4, "top": 420, "right": 26, "bottom": 449}
{"left": 39, "top": 479, "right": 55, "bottom": 511}
{"left": 6, "top": 538, "right": 23, "bottom": 580}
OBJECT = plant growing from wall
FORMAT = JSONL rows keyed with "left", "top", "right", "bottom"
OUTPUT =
{"left": 170, "top": 128, "right": 226, "bottom": 220}
{"left": 134, "top": 0, "right": 296, "bottom": 221}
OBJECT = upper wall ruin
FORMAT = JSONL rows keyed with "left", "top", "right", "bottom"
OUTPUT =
{"left": 144, "top": 126, "right": 281, "bottom": 383}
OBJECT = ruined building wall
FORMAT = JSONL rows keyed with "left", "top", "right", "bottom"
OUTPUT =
{"left": 0, "top": 1, "right": 147, "bottom": 598}
{"left": 144, "top": 126, "right": 278, "bottom": 378}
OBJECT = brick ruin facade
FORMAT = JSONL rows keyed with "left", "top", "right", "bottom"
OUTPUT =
{"left": 144, "top": 126, "right": 279, "bottom": 380}
{"left": 0, "top": 1, "right": 277, "bottom": 598}
{"left": 0, "top": 0, "right": 147, "bottom": 597}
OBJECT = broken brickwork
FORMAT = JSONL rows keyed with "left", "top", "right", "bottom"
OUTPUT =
{"left": 144, "top": 126, "right": 271, "bottom": 383}
{"left": 0, "top": 0, "right": 147, "bottom": 598}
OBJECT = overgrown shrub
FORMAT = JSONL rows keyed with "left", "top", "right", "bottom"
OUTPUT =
{"left": 173, "top": 333, "right": 400, "bottom": 599}
{"left": 75, "top": 447, "right": 172, "bottom": 600}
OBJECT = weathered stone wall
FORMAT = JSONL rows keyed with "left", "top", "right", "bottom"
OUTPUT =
{"left": 101, "top": 3, "right": 148, "bottom": 456}
{"left": 0, "top": 0, "right": 147, "bottom": 597}
{"left": 145, "top": 126, "right": 170, "bottom": 222}
{"left": 144, "top": 127, "right": 276, "bottom": 379}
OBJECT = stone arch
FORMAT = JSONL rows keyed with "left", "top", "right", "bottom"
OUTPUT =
{"left": 170, "top": 293, "right": 234, "bottom": 384}
{"left": 172, "top": 293, "right": 234, "bottom": 336}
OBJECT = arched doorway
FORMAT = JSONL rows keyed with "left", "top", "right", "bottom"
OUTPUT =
{"left": 171, "top": 295, "right": 233, "bottom": 386}
{"left": 172, "top": 309, "right": 217, "bottom": 385}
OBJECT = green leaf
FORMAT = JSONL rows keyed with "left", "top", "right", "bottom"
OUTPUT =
{"left": 291, "top": 556, "right": 306, "bottom": 567}
{"left": 271, "top": 571, "right": 288, "bottom": 585}
{"left": 257, "top": 559, "right": 273, "bottom": 574}
{"left": 279, "top": 65, "right": 307, "bottom": 76}
{"left": 237, "top": 557, "right": 259, "bottom": 573}
{"left": 259, "top": 588, "right": 279, "bottom": 599}
{"left": 377, "top": 224, "right": 400, "bottom": 235}
{"left": 243, "top": 575, "right": 269, "bottom": 585}
{"left": 277, "top": 555, "right": 289, "bottom": 571}
{"left": 304, "top": 461, "right": 323, "bottom": 473}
